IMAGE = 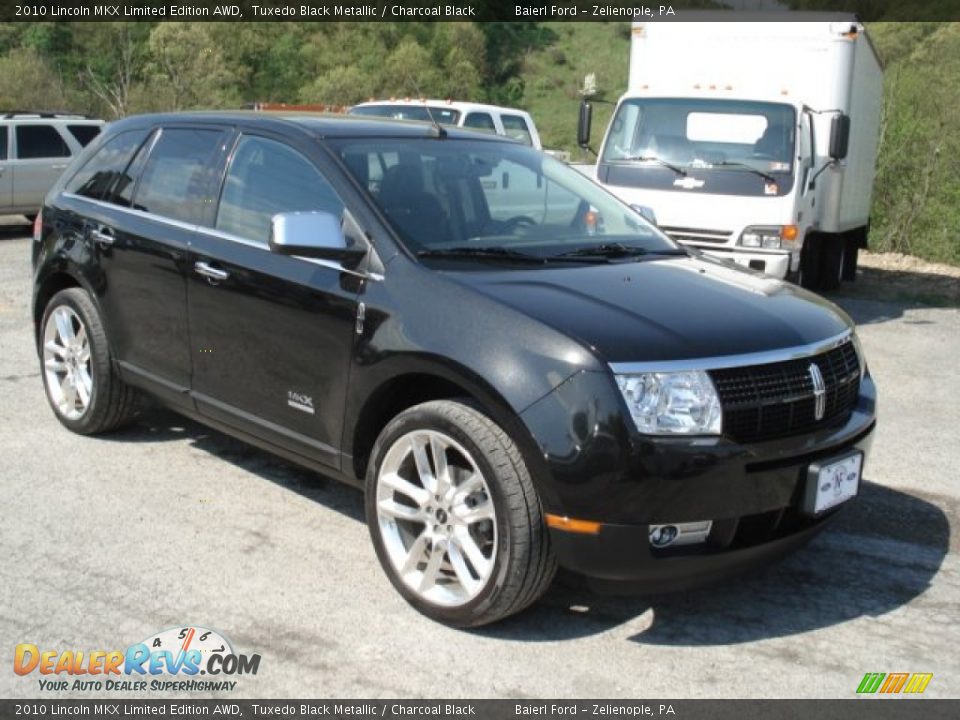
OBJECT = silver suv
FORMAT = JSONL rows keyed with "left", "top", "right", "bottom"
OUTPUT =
{"left": 1, "top": 112, "right": 104, "bottom": 221}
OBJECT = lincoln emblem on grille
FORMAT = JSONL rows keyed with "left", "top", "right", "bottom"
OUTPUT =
{"left": 809, "top": 363, "right": 826, "bottom": 420}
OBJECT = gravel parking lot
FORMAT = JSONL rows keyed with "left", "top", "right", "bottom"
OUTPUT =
{"left": 1, "top": 218, "right": 958, "bottom": 699}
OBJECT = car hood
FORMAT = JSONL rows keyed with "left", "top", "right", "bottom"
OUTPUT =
{"left": 443, "top": 255, "right": 852, "bottom": 364}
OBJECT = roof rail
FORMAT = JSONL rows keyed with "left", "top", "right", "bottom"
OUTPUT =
{"left": 0, "top": 110, "right": 96, "bottom": 120}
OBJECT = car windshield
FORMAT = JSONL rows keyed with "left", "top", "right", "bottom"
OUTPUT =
{"left": 332, "top": 138, "right": 676, "bottom": 259}
{"left": 602, "top": 98, "right": 796, "bottom": 175}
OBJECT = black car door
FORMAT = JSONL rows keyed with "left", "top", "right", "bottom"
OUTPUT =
{"left": 187, "top": 131, "right": 365, "bottom": 469}
{"left": 87, "top": 125, "right": 230, "bottom": 404}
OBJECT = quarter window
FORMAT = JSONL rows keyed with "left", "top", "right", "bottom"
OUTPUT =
{"left": 132, "top": 128, "right": 225, "bottom": 224}
{"left": 66, "top": 125, "right": 102, "bottom": 147}
{"left": 216, "top": 135, "right": 344, "bottom": 244}
{"left": 15, "top": 125, "right": 71, "bottom": 159}
{"left": 65, "top": 130, "right": 148, "bottom": 202}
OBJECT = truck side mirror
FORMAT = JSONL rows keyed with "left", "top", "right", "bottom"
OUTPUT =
{"left": 577, "top": 100, "right": 593, "bottom": 149}
{"left": 829, "top": 114, "right": 850, "bottom": 160}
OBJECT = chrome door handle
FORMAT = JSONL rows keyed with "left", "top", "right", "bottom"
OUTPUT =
{"left": 52, "top": 164, "right": 68, "bottom": 170}
{"left": 90, "top": 227, "right": 114, "bottom": 245}
{"left": 194, "top": 261, "right": 229, "bottom": 282}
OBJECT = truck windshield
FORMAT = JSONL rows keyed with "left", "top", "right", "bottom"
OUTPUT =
{"left": 600, "top": 99, "right": 797, "bottom": 197}
{"left": 332, "top": 138, "right": 676, "bottom": 259}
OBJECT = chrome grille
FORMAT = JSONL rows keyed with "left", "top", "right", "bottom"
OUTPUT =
{"left": 661, "top": 226, "right": 733, "bottom": 245}
{"left": 710, "top": 341, "right": 861, "bottom": 443}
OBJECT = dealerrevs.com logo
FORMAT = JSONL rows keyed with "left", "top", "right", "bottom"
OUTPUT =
{"left": 14, "top": 626, "right": 260, "bottom": 692}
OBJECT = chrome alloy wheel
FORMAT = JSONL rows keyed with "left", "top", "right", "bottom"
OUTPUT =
{"left": 43, "top": 306, "right": 93, "bottom": 420}
{"left": 376, "top": 430, "right": 497, "bottom": 606}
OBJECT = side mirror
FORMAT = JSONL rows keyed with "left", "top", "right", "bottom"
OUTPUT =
{"left": 829, "top": 114, "right": 850, "bottom": 160}
{"left": 577, "top": 100, "right": 593, "bottom": 149}
{"left": 269, "top": 211, "right": 365, "bottom": 261}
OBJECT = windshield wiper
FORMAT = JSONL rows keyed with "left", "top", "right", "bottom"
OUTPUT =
{"left": 709, "top": 161, "right": 778, "bottom": 184}
{"left": 417, "top": 246, "right": 545, "bottom": 263}
{"left": 612, "top": 155, "right": 687, "bottom": 177}
{"left": 553, "top": 243, "right": 686, "bottom": 260}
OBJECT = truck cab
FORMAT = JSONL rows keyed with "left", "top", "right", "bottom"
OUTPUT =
{"left": 579, "top": 17, "right": 883, "bottom": 291}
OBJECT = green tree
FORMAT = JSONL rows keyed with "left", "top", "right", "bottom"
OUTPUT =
{"left": 145, "top": 23, "right": 238, "bottom": 111}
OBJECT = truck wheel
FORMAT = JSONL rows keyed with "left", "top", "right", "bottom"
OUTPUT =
{"left": 366, "top": 400, "right": 557, "bottom": 627}
{"left": 798, "top": 235, "right": 823, "bottom": 290}
{"left": 40, "top": 288, "right": 140, "bottom": 434}
{"left": 842, "top": 236, "right": 860, "bottom": 282}
{"left": 819, "top": 240, "right": 845, "bottom": 291}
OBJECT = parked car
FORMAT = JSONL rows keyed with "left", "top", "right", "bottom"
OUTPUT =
{"left": 349, "top": 99, "right": 543, "bottom": 148}
{"left": 32, "top": 112, "right": 876, "bottom": 627}
{"left": 1, "top": 112, "right": 103, "bottom": 221}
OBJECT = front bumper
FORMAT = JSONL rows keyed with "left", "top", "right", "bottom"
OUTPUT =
{"left": 688, "top": 245, "right": 793, "bottom": 278}
{"left": 521, "top": 370, "right": 876, "bottom": 591}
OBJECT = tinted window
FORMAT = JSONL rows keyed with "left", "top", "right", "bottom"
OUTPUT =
{"left": 67, "top": 125, "right": 102, "bottom": 147}
{"left": 15, "top": 125, "right": 71, "bottom": 159}
{"left": 113, "top": 130, "right": 157, "bottom": 209}
{"left": 217, "top": 135, "right": 344, "bottom": 243}
{"left": 133, "top": 128, "right": 224, "bottom": 224}
{"left": 0, "top": 127, "right": 6, "bottom": 160}
{"left": 463, "top": 113, "right": 496, "bottom": 133}
{"left": 501, "top": 115, "right": 533, "bottom": 146}
{"left": 65, "top": 130, "right": 148, "bottom": 201}
{"left": 350, "top": 105, "right": 460, "bottom": 126}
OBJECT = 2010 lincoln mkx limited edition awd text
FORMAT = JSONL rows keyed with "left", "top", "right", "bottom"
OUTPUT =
{"left": 31, "top": 113, "right": 876, "bottom": 626}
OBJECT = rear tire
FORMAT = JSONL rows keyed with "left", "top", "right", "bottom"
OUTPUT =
{"left": 40, "top": 288, "right": 140, "bottom": 434}
{"left": 365, "top": 399, "right": 556, "bottom": 627}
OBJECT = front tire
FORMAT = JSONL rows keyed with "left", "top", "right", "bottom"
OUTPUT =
{"left": 40, "top": 288, "right": 139, "bottom": 434}
{"left": 365, "top": 400, "right": 556, "bottom": 627}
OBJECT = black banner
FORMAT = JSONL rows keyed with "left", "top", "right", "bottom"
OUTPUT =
{"left": 1, "top": 700, "right": 959, "bottom": 720}
{"left": 2, "top": 1, "right": 960, "bottom": 23}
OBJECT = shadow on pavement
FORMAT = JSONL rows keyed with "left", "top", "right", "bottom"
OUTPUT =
{"left": 479, "top": 479, "right": 949, "bottom": 644}
{"left": 104, "top": 400, "right": 949, "bottom": 647}
{"left": 822, "top": 264, "right": 960, "bottom": 326}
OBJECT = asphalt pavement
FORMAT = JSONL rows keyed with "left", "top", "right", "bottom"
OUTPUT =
{"left": 1, "top": 219, "right": 957, "bottom": 699}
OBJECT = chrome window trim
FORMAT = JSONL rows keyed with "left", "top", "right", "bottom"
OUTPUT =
{"left": 61, "top": 192, "right": 382, "bottom": 282}
{"left": 610, "top": 329, "right": 855, "bottom": 374}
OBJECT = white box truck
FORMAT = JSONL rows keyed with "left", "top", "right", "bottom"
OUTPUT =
{"left": 577, "top": 16, "right": 883, "bottom": 290}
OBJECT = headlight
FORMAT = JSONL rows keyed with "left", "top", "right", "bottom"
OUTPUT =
{"left": 615, "top": 371, "right": 722, "bottom": 435}
{"left": 738, "top": 225, "right": 799, "bottom": 250}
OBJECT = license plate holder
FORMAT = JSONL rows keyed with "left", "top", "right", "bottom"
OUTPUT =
{"left": 802, "top": 451, "right": 862, "bottom": 516}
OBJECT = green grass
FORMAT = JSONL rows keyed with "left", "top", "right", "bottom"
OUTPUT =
{"left": 517, "top": 23, "right": 631, "bottom": 156}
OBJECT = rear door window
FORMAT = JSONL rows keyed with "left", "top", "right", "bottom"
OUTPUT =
{"left": 65, "top": 130, "right": 149, "bottom": 202}
{"left": 463, "top": 113, "right": 497, "bottom": 134}
{"left": 501, "top": 115, "right": 533, "bottom": 146}
{"left": 132, "top": 128, "right": 226, "bottom": 224}
{"left": 15, "top": 125, "right": 71, "bottom": 159}
{"left": 67, "top": 125, "right": 102, "bottom": 147}
{"left": 216, "top": 135, "right": 344, "bottom": 244}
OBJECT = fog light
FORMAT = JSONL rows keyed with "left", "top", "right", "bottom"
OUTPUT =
{"left": 649, "top": 520, "right": 713, "bottom": 548}
{"left": 649, "top": 525, "right": 678, "bottom": 547}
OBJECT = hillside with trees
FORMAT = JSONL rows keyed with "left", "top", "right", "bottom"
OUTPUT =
{"left": 0, "top": 20, "right": 956, "bottom": 264}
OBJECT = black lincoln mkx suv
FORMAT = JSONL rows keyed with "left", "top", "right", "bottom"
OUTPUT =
{"left": 31, "top": 112, "right": 876, "bottom": 626}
